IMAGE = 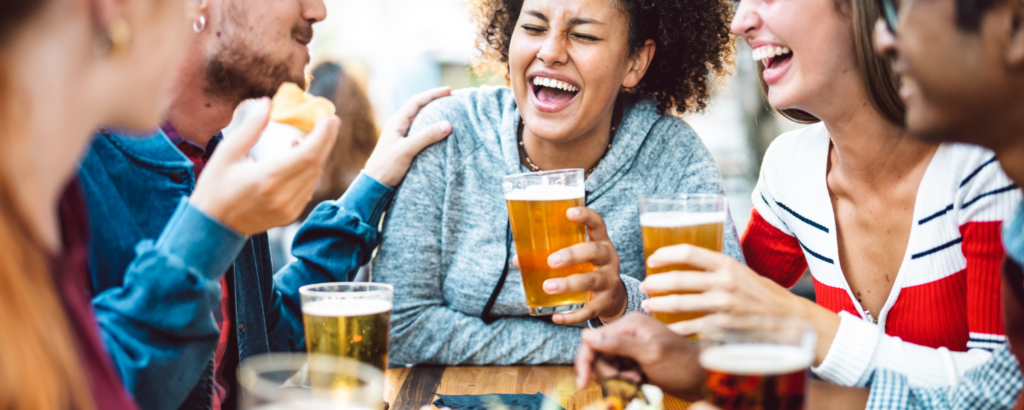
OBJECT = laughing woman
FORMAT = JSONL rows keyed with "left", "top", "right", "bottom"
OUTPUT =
{"left": 373, "top": 0, "right": 742, "bottom": 365}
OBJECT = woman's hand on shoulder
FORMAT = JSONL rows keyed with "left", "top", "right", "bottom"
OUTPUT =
{"left": 514, "top": 207, "right": 628, "bottom": 325}
{"left": 363, "top": 86, "right": 452, "bottom": 187}
{"left": 640, "top": 245, "right": 807, "bottom": 336}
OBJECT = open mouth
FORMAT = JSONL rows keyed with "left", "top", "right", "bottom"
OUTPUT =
{"left": 752, "top": 45, "right": 793, "bottom": 70}
{"left": 531, "top": 76, "right": 580, "bottom": 111}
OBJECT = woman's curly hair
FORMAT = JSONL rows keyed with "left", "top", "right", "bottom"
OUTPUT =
{"left": 468, "top": 0, "right": 736, "bottom": 114}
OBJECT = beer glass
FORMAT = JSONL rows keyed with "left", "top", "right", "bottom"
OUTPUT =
{"left": 503, "top": 168, "right": 590, "bottom": 315}
{"left": 300, "top": 283, "right": 393, "bottom": 371}
{"left": 699, "top": 316, "right": 816, "bottom": 410}
{"left": 639, "top": 194, "right": 727, "bottom": 325}
{"left": 237, "top": 352, "right": 384, "bottom": 410}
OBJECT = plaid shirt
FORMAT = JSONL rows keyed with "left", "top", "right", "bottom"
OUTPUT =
{"left": 865, "top": 344, "right": 1023, "bottom": 409}
{"left": 866, "top": 201, "right": 1024, "bottom": 409}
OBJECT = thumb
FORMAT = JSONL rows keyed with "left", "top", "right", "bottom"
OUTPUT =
{"left": 294, "top": 115, "right": 340, "bottom": 164}
{"left": 216, "top": 98, "right": 271, "bottom": 161}
{"left": 581, "top": 327, "right": 642, "bottom": 359}
{"left": 400, "top": 121, "right": 451, "bottom": 157}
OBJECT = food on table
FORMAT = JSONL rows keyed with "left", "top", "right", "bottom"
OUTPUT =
{"left": 586, "top": 354, "right": 664, "bottom": 410}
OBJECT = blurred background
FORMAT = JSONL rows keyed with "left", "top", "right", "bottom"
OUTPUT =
{"left": 290, "top": 0, "right": 816, "bottom": 298}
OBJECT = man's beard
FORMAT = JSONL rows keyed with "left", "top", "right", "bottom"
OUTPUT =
{"left": 202, "top": 25, "right": 312, "bottom": 105}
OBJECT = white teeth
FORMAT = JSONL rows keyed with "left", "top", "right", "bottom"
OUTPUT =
{"left": 751, "top": 46, "right": 791, "bottom": 62}
{"left": 531, "top": 76, "right": 579, "bottom": 92}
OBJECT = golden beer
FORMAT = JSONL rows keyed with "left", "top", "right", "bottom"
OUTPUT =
{"left": 303, "top": 299, "right": 392, "bottom": 371}
{"left": 503, "top": 169, "right": 590, "bottom": 315}
{"left": 641, "top": 211, "right": 725, "bottom": 325}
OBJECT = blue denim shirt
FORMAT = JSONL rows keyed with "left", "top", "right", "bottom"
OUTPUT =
{"left": 79, "top": 130, "right": 394, "bottom": 410}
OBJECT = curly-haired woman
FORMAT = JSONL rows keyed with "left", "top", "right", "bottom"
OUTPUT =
{"left": 371, "top": 0, "right": 742, "bottom": 365}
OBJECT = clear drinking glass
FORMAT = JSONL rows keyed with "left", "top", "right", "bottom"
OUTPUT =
{"left": 299, "top": 283, "right": 393, "bottom": 371}
{"left": 639, "top": 194, "right": 728, "bottom": 325}
{"left": 237, "top": 352, "right": 384, "bottom": 410}
{"left": 699, "top": 316, "right": 816, "bottom": 410}
{"left": 502, "top": 168, "right": 590, "bottom": 316}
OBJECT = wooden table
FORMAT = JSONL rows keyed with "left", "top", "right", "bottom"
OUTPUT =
{"left": 384, "top": 366, "right": 691, "bottom": 410}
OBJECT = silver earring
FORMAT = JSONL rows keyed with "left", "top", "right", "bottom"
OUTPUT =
{"left": 193, "top": 15, "right": 206, "bottom": 33}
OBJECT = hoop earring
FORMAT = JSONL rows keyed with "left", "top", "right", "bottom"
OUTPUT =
{"left": 95, "top": 18, "right": 132, "bottom": 56}
{"left": 193, "top": 15, "right": 206, "bottom": 33}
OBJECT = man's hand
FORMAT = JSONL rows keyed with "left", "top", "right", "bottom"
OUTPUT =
{"left": 575, "top": 313, "right": 705, "bottom": 401}
{"left": 514, "top": 207, "right": 627, "bottom": 325}
{"left": 364, "top": 87, "right": 453, "bottom": 187}
{"left": 189, "top": 97, "right": 339, "bottom": 235}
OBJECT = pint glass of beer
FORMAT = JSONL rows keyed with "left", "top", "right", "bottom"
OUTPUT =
{"left": 299, "top": 283, "right": 393, "bottom": 371}
{"left": 699, "top": 316, "right": 816, "bottom": 410}
{"left": 503, "top": 168, "right": 590, "bottom": 316}
{"left": 639, "top": 194, "right": 727, "bottom": 325}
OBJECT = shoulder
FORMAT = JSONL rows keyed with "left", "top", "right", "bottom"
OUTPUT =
{"left": 942, "top": 143, "right": 1020, "bottom": 221}
{"left": 409, "top": 86, "right": 514, "bottom": 159}
{"left": 943, "top": 143, "right": 1008, "bottom": 190}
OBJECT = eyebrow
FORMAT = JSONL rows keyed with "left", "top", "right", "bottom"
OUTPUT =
{"left": 525, "top": 10, "right": 604, "bottom": 26}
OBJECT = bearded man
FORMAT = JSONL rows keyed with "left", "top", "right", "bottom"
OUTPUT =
{"left": 78, "top": 0, "right": 453, "bottom": 409}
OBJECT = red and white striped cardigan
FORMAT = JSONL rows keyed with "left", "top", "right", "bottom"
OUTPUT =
{"left": 742, "top": 124, "right": 1020, "bottom": 387}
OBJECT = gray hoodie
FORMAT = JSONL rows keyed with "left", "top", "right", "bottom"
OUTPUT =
{"left": 374, "top": 86, "right": 743, "bottom": 366}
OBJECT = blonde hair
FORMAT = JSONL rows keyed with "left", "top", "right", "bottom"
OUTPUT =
{"left": 0, "top": 26, "right": 96, "bottom": 410}
{"left": 759, "top": 0, "right": 904, "bottom": 126}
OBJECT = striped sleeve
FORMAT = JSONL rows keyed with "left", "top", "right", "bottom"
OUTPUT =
{"left": 743, "top": 136, "right": 807, "bottom": 288}
{"left": 742, "top": 209, "right": 807, "bottom": 288}
{"left": 956, "top": 152, "right": 1020, "bottom": 351}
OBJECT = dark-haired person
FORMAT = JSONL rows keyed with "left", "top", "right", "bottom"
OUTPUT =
{"left": 578, "top": 0, "right": 1024, "bottom": 408}
{"left": 638, "top": 0, "right": 1020, "bottom": 388}
{"left": 78, "top": 0, "right": 453, "bottom": 409}
{"left": 358, "top": 0, "right": 743, "bottom": 365}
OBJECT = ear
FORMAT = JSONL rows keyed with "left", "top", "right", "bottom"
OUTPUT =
{"left": 190, "top": 0, "right": 207, "bottom": 24}
{"left": 85, "top": 0, "right": 121, "bottom": 33}
{"left": 1008, "top": 0, "right": 1024, "bottom": 68}
{"left": 622, "top": 39, "right": 656, "bottom": 88}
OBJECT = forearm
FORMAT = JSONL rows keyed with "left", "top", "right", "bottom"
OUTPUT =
{"left": 274, "top": 172, "right": 395, "bottom": 349}
{"left": 92, "top": 199, "right": 246, "bottom": 410}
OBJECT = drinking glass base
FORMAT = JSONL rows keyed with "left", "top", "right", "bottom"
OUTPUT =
{"left": 528, "top": 302, "right": 585, "bottom": 316}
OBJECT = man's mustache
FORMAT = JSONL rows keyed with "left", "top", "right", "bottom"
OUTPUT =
{"left": 293, "top": 23, "right": 314, "bottom": 44}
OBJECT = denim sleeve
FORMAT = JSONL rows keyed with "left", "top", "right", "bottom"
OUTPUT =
{"left": 92, "top": 198, "right": 246, "bottom": 410}
{"left": 865, "top": 344, "right": 1023, "bottom": 410}
{"left": 273, "top": 172, "right": 395, "bottom": 351}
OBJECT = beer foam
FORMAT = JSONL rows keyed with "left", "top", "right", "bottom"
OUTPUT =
{"left": 303, "top": 299, "right": 392, "bottom": 317}
{"left": 640, "top": 211, "right": 727, "bottom": 228}
{"left": 504, "top": 184, "right": 584, "bottom": 201}
{"left": 699, "top": 344, "right": 812, "bottom": 376}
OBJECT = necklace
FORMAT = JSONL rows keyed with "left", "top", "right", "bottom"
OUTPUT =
{"left": 517, "top": 101, "right": 622, "bottom": 178}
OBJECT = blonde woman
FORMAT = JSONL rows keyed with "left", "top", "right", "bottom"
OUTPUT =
{"left": 641, "top": 0, "right": 1019, "bottom": 388}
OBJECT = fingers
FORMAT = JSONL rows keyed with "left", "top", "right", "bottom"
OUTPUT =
{"left": 391, "top": 86, "right": 452, "bottom": 135}
{"left": 643, "top": 291, "right": 734, "bottom": 315}
{"left": 647, "top": 244, "right": 727, "bottom": 271}
{"left": 400, "top": 121, "right": 451, "bottom": 156}
{"left": 575, "top": 332, "right": 598, "bottom": 388}
{"left": 512, "top": 255, "right": 520, "bottom": 269}
{"left": 566, "top": 207, "right": 610, "bottom": 242}
{"left": 665, "top": 316, "right": 710, "bottom": 336}
{"left": 217, "top": 98, "right": 271, "bottom": 162}
{"left": 545, "top": 270, "right": 613, "bottom": 296}
{"left": 554, "top": 304, "right": 596, "bottom": 325}
{"left": 640, "top": 271, "right": 729, "bottom": 295}
{"left": 549, "top": 241, "right": 612, "bottom": 270}
{"left": 295, "top": 116, "right": 341, "bottom": 164}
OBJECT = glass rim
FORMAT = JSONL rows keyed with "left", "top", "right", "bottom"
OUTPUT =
{"left": 237, "top": 352, "right": 384, "bottom": 402}
{"left": 501, "top": 168, "right": 584, "bottom": 181}
{"left": 298, "top": 282, "right": 394, "bottom": 298}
